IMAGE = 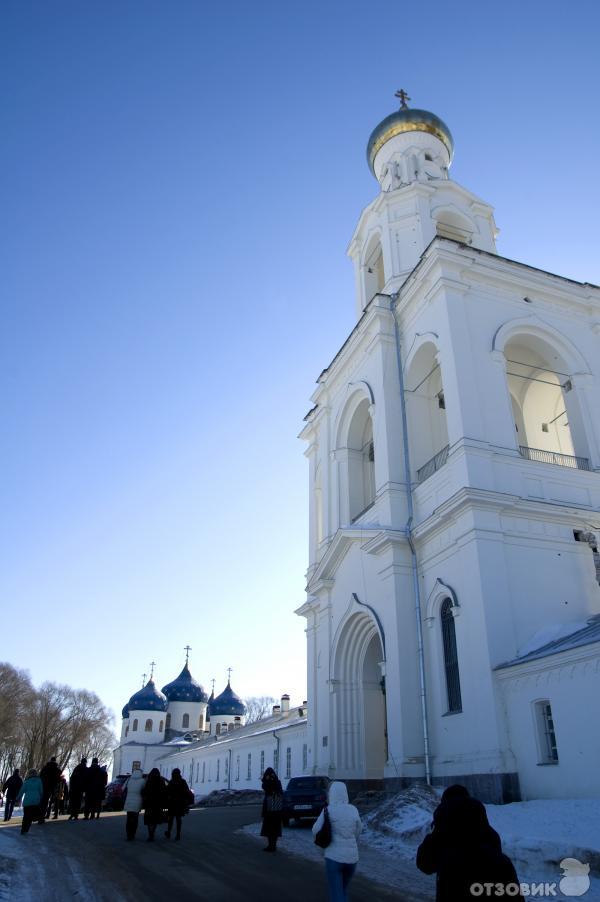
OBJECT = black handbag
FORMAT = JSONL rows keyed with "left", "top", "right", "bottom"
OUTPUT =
{"left": 314, "top": 806, "right": 331, "bottom": 848}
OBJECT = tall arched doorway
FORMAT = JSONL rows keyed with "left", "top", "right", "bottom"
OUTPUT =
{"left": 333, "top": 613, "right": 387, "bottom": 779}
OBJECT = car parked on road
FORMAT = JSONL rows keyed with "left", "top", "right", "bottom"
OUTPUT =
{"left": 103, "top": 774, "right": 130, "bottom": 810}
{"left": 282, "top": 775, "right": 331, "bottom": 826}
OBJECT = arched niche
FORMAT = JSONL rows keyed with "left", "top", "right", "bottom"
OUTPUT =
{"left": 432, "top": 205, "right": 475, "bottom": 243}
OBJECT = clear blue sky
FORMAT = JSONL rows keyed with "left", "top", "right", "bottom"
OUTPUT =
{"left": 2, "top": 0, "right": 599, "bottom": 731}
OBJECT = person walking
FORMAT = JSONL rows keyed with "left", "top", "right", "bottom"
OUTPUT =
{"left": 123, "top": 767, "right": 146, "bottom": 841}
{"left": 416, "top": 784, "right": 521, "bottom": 901}
{"left": 141, "top": 768, "right": 167, "bottom": 842}
{"left": 260, "top": 767, "right": 284, "bottom": 852}
{"left": 51, "top": 773, "right": 68, "bottom": 819}
{"left": 68, "top": 757, "right": 88, "bottom": 820}
{"left": 165, "top": 768, "right": 193, "bottom": 841}
{"left": 312, "top": 781, "right": 362, "bottom": 902}
{"left": 84, "top": 758, "right": 107, "bottom": 819}
{"left": 39, "top": 755, "right": 61, "bottom": 822}
{"left": 3, "top": 769, "right": 23, "bottom": 822}
{"left": 16, "top": 769, "right": 44, "bottom": 835}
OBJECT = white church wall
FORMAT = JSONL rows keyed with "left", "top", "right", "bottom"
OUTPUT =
{"left": 166, "top": 700, "right": 206, "bottom": 733}
{"left": 496, "top": 647, "right": 600, "bottom": 799}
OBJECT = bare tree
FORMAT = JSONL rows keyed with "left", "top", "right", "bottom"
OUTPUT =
{"left": 244, "top": 696, "right": 277, "bottom": 724}
{"left": 0, "top": 663, "right": 116, "bottom": 779}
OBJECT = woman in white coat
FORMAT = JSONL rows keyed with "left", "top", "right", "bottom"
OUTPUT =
{"left": 124, "top": 767, "right": 146, "bottom": 841}
{"left": 312, "top": 781, "right": 362, "bottom": 901}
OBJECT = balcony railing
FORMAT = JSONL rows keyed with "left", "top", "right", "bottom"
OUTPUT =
{"left": 519, "top": 445, "right": 591, "bottom": 471}
{"left": 417, "top": 445, "right": 450, "bottom": 483}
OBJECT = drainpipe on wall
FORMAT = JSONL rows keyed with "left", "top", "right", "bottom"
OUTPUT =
{"left": 389, "top": 293, "right": 432, "bottom": 786}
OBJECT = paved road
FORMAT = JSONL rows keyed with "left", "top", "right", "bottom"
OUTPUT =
{"left": 0, "top": 806, "right": 425, "bottom": 901}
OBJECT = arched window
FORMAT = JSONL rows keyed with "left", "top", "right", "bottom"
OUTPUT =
{"left": 132, "top": 719, "right": 138, "bottom": 732}
{"left": 215, "top": 723, "right": 221, "bottom": 736}
{"left": 182, "top": 713, "right": 190, "bottom": 729}
{"left": 145, "top": 719, "right": 152, "bottom": 732}
{"left": 363, "top": 235, "right": 385, "bottom": 305}
{"left": 165, "top": 713, "right": 171, "bottom": 730}
{"left": 125, "top": 726, "right": 129, "bottom": 737}
{"left": 227, "top": 722, "right": 234, "bottom": 733}
{"left": 159, "top": 720, "right": 164, "bottom": 732}
{"left": 198, "top": 714, "right": 204, "bottom": 730}
{"left": 440, "top": 599, "right": 462, "bottom": 713}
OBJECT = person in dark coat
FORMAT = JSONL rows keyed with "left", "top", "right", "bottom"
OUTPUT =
{"left": 165, "top": 768, "right": 192, "bottom": 841}
{"left": 39, "top": 756, "right": 61, "bottom": 822}
{"left": 84, "top": 758, "right": 107, "bottom": 819}
{"left": 260, "top": 767, "right": 284, "bottom": 852}
{"left": 141, "top": 768, "right": 167, "bottom": 842}
{"left": 68, "top": 757, "right": 88, "bottom": 820}
{"left": 51, "top": 773, "right": 68, "bottom": 818}
{"left": 416, "top": 785, "right": 521, "bottom": 901}
{"left": 3, "top": 769, "right": 23, "bottom": 822}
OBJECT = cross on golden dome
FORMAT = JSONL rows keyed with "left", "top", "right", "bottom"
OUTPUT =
{"left": 394, "top": 88, "right": 411, "bottom": 110}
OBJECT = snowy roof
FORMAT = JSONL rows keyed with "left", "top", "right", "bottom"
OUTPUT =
{"left": 156, "top": 706, "right": 307, "bottom": 761}
{"left": 495, "top": 614, "right": 600, "bottom": 669}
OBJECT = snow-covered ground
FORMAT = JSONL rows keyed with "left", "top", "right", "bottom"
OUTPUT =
{"left": 242, "top": 787, "right": 600, "bottom": 900}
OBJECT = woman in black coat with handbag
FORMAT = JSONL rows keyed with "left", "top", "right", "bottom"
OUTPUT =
{"left": 141, "top": 768, "right": 167, "bottom": 842}
{"left": 260, "top": 767, "right": 283, "bottom": 852}
{"left": 165, "top": 768, "right": 193, "bottom": 841}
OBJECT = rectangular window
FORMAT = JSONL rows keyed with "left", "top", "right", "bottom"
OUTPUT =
{"left": 302, "top": 744, "right": 308, "bottom": 770}
{"left": 285, "top": 747, "right": 292, "bottom": 779}
{"left": 535, "top": 700, "right": 559, "bottom": 763}
{"left": 260, "top": 750, "right": 265, "bottom": 776}
{"left": 247, "top": 753, "right": 252, "bottom": 780}
{"left": 216, "top": 759, "right": 220, "bottom": 782}
{"left": 224, "top": 757, "right": 229, "bottom": 777}
{"left": 273, "top": 749, "right": 279, "bottom": 773}
{"left": 236, "top": 755, "right": 240, "bottom": 781}
{"left": 202, "top": 762, "right": 205, "bottom": 783}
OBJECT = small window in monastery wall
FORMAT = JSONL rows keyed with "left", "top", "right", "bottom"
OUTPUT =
{"left": 182, "top": 713, "right": 190, "bottom": 729}
{"left": 144, "top": 719, "right": 152, "bottom": 732}
{"left": 285, "top": 747, "right": 292, "bottom": 779}
{"left": 202, "top": 762, "right": 206, "bottom": 783}
{"left": 534, "top": 700, "right": 559, "bottom": 764}
{"left": 132, "top": 719, "right": 138, "bottom": 732}
{"left": 159, "top": 720, "right": 164, "bottom": 732}
{"left": 198, "top": 714, "right": 204, "bottom": 730}
{"left": 273, "top": 749, "right": 279, "bottom": 773}
{"left": 216, "top": 723, "right": 221, "bottom": 736}
{"left": 165, "top": 713, "right": 171, "bottom": 730}
{"left": 236, "top": 755, "right": 240, "bottom": 781}
{"left": 302, "top": 744, "right": 308, "bottom": 770}
{"left": 260, "top": 750, "right": 265, "bottom": 776}
{"left": 247, "top": 753, "right": 252, "bottom": 780}
{"left": 216, "top": 759, "right": 220, "bottom": 781}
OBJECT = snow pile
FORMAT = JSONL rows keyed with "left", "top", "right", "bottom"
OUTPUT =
{"left": 199, "top": 788, "right": 263, "bottom": 807}
{"left": 362, "top": 783, "right": 439, "bottom": 852}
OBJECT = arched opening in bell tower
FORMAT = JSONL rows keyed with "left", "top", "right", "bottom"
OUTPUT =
{"left": 345, "top": 397, "right": 375, "bottom": 521}
{"left": 405, "top": 342, "right": 449, "bottom": 481}
{"left": 363, "top": 235, "right": 385, "bottom": 305}
{"left": 504, "top": 335, "right": 590, "bottom": 466}
{"left": 333, "top": 613, "right": 387, "bottom": 780}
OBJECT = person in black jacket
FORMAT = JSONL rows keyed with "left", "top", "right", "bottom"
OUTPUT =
{"left": 260, "top": 767, "right": 284, "bottom": 853}
{"left": 68, "top": 757, "right": 88, "bottom": 820}
{"left": 165, "top": 768, "right": 192, "bottom": 841}
{"left": 3, "top": 769, "right": 23, "bottom": 822}
{"left": 416, "top": 785, "right": 521, "bottom": 901}
{"left": 84, "top": 758, "right": 107, "bottom": 819}
{"left": 39, "top": 756, "right": 61, "bottom": 822}
{"left": 141, "top": 768, "right": 167, "bottom": 842}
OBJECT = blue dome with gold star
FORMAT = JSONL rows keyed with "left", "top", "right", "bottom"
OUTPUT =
{"left": 208, "top": 682, "right": 246, "bottom": 717}
{"left": 128, "top": 679, "right": 168, "bottom": 712}
{"left": 162, "top": 664, "right": 208, "bottom": 704}
{"left": 367, "top": 106, "right": 454, "bottom": 175}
